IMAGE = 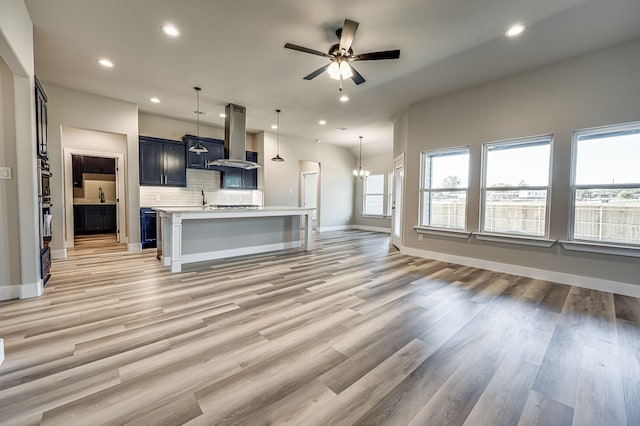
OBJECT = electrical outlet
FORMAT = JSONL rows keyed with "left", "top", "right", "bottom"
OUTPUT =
{"left": 0, "top": 166, "right": 12, "bottom": 179}
{"left": 155, "top": 194, "right": 161, "bottom": 201}
{"left": 418, "top": 234, "right": 423, "bottom": 241}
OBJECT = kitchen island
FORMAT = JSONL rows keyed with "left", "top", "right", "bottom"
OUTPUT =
{"left": 154, "top": 206, "right": 314, "bottom": 272}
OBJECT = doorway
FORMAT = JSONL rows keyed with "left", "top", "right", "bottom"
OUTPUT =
{"left": 391, "top": 154, "right": 404, "bottom": 248}
{"left": 300, "top": 161, "right": 320, "bottom": 231}
{"left": 70, "top": 154, "right": 119, "bottom": 245}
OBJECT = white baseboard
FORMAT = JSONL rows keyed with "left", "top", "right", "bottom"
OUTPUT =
{"left": 352, "top": 225, "right": 391, "bottom": 233}
{"left": 128, "top": 243, "right": 142, "bottom": 251}
{"left": 318, "top": 225, "right": 352, "bottom": 232}
{"left": 19, "top": 280, "right": 44, "bottom": 299}
{"left": 401, "top": 245, "right": 640, "bottom": 298}
{"left": 0, "top": 280, "right": 44, "bottom": 301}
{"left": 172, "top": 241, "right": 302, "bottom": 265}
{"left": 51, "top": 249, "right": 67, "bottom": 259}
{"left": 0, "top": 338, "right": 4, "bottom": 367}
{"left": 0, "top": 285, "right": 19, "bottom": 301}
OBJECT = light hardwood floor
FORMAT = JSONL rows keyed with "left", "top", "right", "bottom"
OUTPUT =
{"left": 0, "top": 231, "right": 638, "bottom": 425}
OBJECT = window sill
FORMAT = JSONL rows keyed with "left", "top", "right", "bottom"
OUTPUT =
{"left": 474, "top": 232, "right": 556, "bottom": 247}
{"left": 559, "top": 240, "right": 640, "bottom": 258}
{"left": 414, "top": 226, "right": 471, "bottom": 239}
{"left": 361, "top": 214, "right": 387, "bottom": 219}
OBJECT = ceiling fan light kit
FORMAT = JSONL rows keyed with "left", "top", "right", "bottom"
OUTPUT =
{"left": 285, "top": 18, "right": 400, "bottom": 89}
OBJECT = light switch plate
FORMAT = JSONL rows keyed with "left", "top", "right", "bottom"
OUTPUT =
{"left": 0, "top": 166, "right": 12, "bottom": 179}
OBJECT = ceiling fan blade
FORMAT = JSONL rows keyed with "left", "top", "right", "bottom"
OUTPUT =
{"left": 350, "top": 65, "right": 366, "bottom": 85}
{"left": 353, "top": 50, "right": 401, "bottom": 61}
{"left": 284, "top": 43, "right": 330, "bottom": 58}
{"left": 339, "top": 19, "right": 359, "bottom": 54}
{"left": 303, "top": 64, "right": 331, "bottom": 80}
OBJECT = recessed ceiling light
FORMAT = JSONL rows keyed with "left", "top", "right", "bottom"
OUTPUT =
{"left": 150, "top": 97, "right": 160, "bottom": 103}
{"left": 318, "top": 120, "right": 327, "bottom": 125}
{"left": 219, "top": 113, "right": 226, "bottom": 118}
{"left": 271, "top": 124, "right": 278, "bottom": 129}
{"left": 339, "top": 94, "right": 349, "bottom": 102}
{"left": 162, "top": 24, "right": 180, "bottom": 37}
{"left": 505, "top": 24, "right": 526, "bottom": 37}
{"left": 98, "top": 58, "right": 114, "bottom": 68}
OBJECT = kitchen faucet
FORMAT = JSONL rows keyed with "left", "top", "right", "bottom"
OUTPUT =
{"left": 99, "top": 187, "right": 105, "bottom": 203}
{"left": 201, "top": 190, "right": 206, "bottom": 206}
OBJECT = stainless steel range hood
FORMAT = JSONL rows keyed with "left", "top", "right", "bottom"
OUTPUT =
{"left": 207, "top": 103, "right": 261, "bottom": 170}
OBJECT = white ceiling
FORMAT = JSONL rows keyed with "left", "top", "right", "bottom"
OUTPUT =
{"left": 24, "top": 0, "right": 640, "bottom": 155}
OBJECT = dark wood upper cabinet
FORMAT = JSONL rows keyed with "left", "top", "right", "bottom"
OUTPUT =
{"left": 35, "top": 77, "right": 48, "bottom": 160}
{"left": 139, "top": 136, "right": 186, "bottom": 187}
{"left": 183, "top": 135, "right": 225, "bottom": 170}
{"left": 221, "top": 151, "right": 258, "bottom": 190}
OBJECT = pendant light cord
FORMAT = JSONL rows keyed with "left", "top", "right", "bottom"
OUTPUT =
{"left": 276, "top": 109, "right": 281, "bottom": 154}
{"left": 195, "top": 87, "right": 201, "bottom": 138}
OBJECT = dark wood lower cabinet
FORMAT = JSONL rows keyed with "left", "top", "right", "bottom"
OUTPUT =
{"left": 74, "top": 205, "right": 117, "bottom": 234}
{"left": 40, "top": 246, "right": 51, "bottom": 285}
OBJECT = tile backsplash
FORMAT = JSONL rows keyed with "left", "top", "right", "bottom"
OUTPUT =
{"left": 140, "top": 169, "right": 263, "bottom": 207}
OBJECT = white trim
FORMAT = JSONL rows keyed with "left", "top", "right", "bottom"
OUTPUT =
{"left": 0, "top": 338, "right": 4, "bottom": 367}
{"left": 1, "top": 280, "right": 45, "bottom": 301}
{"left": 559, "top": 240, "right": 640, "bottom": 258}
{"left": 400, "top": 246, "right": 640, "bottom": 298}
{"left": 415, "top": 226, "right": 471, "bottom": 239}
{"left": 128, "top": 243, "right": 142, "bottom": 251}
{"left": 474, "top": 232, "right": 556, "bottom": 247}
{"left": 170, "top": 241, "right": 302, "bottom": 264}
{"left": 353, "top": 225, "right": 391, "bottom": 233}
{"left": 0, "top": 285, "right": 19, "bottom": 301}
{"left": 51, "top": 249, "right": 67, "bottom": 259}
{"left": 319, "top": 225, "right": 352, "bottom": 232}
{"left": 19, "top": 281, "right": 44, "bottom": 298}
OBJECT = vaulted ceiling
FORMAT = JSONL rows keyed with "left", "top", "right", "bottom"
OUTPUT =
{"left": 25, "top": 0, "right": 640, "bottom": 154}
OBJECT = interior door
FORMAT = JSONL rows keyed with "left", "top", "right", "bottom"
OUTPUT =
{"left": 391, "top": 154, "right": 404, "bottom": 248}
{"left": 303, "top": 172, "right": 318, "bottom": 225}
{"left": 114, "top": 157, "right": 121, "bottom": 243}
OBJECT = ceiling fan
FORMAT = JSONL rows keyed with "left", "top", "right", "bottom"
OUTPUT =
{"left": 284, "top": 19, "right": 400, "bottom": 89}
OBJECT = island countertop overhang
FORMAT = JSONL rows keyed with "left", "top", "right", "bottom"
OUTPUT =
{"left": 154, "top": 206, "right": 314, "bottom": 220}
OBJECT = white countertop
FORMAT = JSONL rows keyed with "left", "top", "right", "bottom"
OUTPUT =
{"left": 154, "top": 205, "right": 314, "bottom": 219}
{"left": 74, "top": 199, "right": 116, "bottom": 205}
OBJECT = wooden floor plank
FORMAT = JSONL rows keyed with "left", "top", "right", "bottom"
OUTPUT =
{"left": 0, "top": 231, "right": 636, "bottom": 425}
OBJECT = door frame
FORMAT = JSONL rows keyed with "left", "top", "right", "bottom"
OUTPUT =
{"left": 391, "top": 153, "right": 405, "bottom": 248}
{"left": 301, "top": 171, "right": 319, "bottom": 225}
{"left": 64, "top": 148, "right": 125, "bottom": 248}
{"left": 299, "top": 161, "right": 321, "bottom": 231}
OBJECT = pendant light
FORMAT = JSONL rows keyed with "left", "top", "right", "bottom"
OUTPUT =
{"left": 271, "top": 109, "right": 284, "bottom": 162}
{"left": 353, "top": 136, "right": 369, "bottom": 179}
{"left": 188, "top": 87, "right": 208, "bottom": 155}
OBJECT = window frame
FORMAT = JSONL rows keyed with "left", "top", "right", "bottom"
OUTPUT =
{"left": 567, "top": 121, "right": 640, "bottom": 247}
{"left": 479, "top": 135, "right": 554, "bottom": 239}
{"left": 362, "top": 173, "right": 385, "bottom": 217}
{"left": 418, "top": 146, "right": 470, "bottom": 231}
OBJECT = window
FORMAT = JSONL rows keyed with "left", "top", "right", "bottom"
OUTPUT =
{"left": 419, "top": 148, "right": 469, "bottom": 229}
{"left": 363, "top": 174, "right": 385, "bottom": 216}
{"left": 570, "top": 122, "right": 640, "bottom": 246}
{"left": 481, "top": 136, "right": 552, "bottom": 237}
{"left": 386, "top": 171, "right": 393, "bottom": 217}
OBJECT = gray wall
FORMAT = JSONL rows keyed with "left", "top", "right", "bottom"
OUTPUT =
{"left": 397, "top": 38, "right": 640, "bottom": 287}
{"left": 353, "top": 152, "right": 393, "bottom": 231}
{"left": 46, "top": 85, "right": 140, "bottom": 253}
{"left": 260, "top": 131, "right": 355, "bottom": 230}
{"left": 0, "top": 0, "right": 41, "bottom": 298}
